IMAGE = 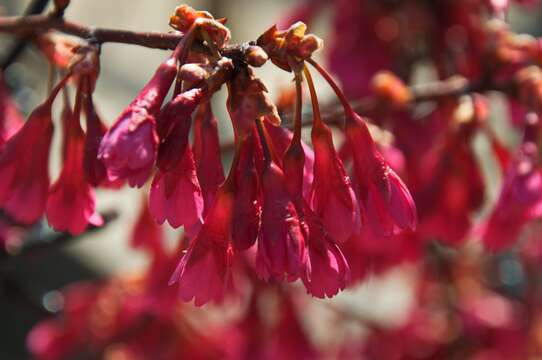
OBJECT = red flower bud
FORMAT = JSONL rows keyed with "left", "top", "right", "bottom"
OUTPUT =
{"left": 193, "top": 103, "right": 225, "bottom": 211}
{"left": 345, "top": 110, "right": 417, "bottom": 236}
{"left": 0, "top": 83, "right": 63, "bottom": 224}
{"left": 310, "top": 122, "right": 359, "bottom": 243}
{"left": 46, "top": 101, "right": 103, "bottom": 235}
{"left": 98, "top": 56, "right": 178, "bottom": 187}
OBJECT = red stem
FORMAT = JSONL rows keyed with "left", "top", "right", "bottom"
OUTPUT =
{"left": 302, "top": 64, "right": 323, "bottom": 128}
{"left": 307, "top": 58, "right": 352, "bottom": 114}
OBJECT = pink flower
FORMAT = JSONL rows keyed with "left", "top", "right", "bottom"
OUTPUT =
{"left": 310, "top": 122, "right": 359, "bottom": 243}
{"left": 169, "top": 187, "right": 235, "bottom": 306}
{"left": 98, "top": 56, "right": 179, "bottom": 187}
{"left": 0, "top": 98, "right": 55, "bottom": 224}
{"left": 0, "top": 72, "right": 23, "bottom": 147}
{"left": 193, "top": 103, "right": 225, "bottom": 211}
{"left": 155, "top": 89, "right": 203, "bottom": 171}
{"left": 256, "top": 161, "right": 307, "bottom": 281}
{"left": 149, "top": 147, "right": 204, "bottom": 229}
{"left": 156, "top": 88, "right": 204, "bottom": 140}
{"left": 483, "top": 115, "right": 542, "bottom": 251}
{"left": 301, "top": 206, "right": 350, "bottom": 298}
{"left": 149, "top": 90, "right": 205, "bottom": 229}
{"left": 46, "top": 103, "right": 103, "bottom": 235}
{"left": 345, "top": 110, "right": 417, "bottom": 236}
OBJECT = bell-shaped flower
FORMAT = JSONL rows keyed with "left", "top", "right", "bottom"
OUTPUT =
{"left": 149, "top": 92, "right": 205, "bottom": 229}
{"left": 169, "top": 187, "right": 235, "bottom": 306}
{"left": 149, "top": 147, "right": 204, "bottom": 230}
{"left": 98, "top": 55, "right": 179, "bottom": 187}
{"left": 46, "top": 101, "right": 103, "bottom": 235}
{"left": 0, "top": 79, "right": 66, "bottom": 224}
{"left": 192, "top": 103, "right": 225, "bottom": 211}
{"left": 483, "top": 115, "right": 542, "bottom": 251}
{"left": 345, "top": 110, "right": 417, "bottom": 236}
{"left": 256, "top": 161, "right": 307, "bottom": 281}
{"left": 301, "top": 206, "right": 350, "bottom": 298}
{"left": 156, "top": 87, "right": 204, "bottom": 141}
{"left": 310, "top": 121, "right": 359, "bottom": 243}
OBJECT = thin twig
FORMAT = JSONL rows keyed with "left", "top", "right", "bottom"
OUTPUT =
{"left": 0, "top": 0, "right": 51, "bottom": 70}
{"left": 0, "top": 13, "right": 183, "bottom": 49}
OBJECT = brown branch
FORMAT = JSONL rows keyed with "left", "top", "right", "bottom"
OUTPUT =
{"left": 277, "top": 76, "right": 516, "bottom": 127}
{"left": 0, "top": 11, "right": 517, "bottom": 131}
{"left": 0, "top": 13, "right": 184, "bottom": 50}
{"left": 1, "top": 0, "right": 52, "bottom": 70}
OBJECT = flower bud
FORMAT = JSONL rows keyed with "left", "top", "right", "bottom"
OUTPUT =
{"left": 294, "top": 34, "right": 323, "bottom": 59}
{"left": 179, "top": 63, "right": 210, "bottom": 84}
{"left": 170, "top": 5, "right": 231, "bottom": 49}
{"left": 169, "top": 5, "right": 200, "bottom": 33}
{"left": 227, "top": 68, "right": 281, "bottom": 138}
{"left": 244, "top": 45, "right": 268, "bottom": 67}
{"left": 195, "top": 17, "right": 231, "bottom": 49}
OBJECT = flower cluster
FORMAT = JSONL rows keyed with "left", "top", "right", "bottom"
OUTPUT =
{"left": 3, "top": 0, "right": 542, "bottom": 357}
{"left": 0, "top": 5, "right": 417, "bottom": 305}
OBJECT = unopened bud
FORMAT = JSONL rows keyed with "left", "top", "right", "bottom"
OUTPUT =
{"left": 68, "top": 46, "right": 100, "bottom": 92}
{"left": 285, "top": 21, "right": 307, "bottom": 50}
{"left": 295, "top": 34, "right": 323, "bottom": 59}
{"left": 195, "top": 17, "right": 231, "bottom": 49}
{"left": 179, "top": 63, "right": 209, "bottom": 83}
{"left": 170, "top": 5, "right": 198, "bottom": 32}
{"left": 245, "top": 46, "right": 268, "bottom": 67}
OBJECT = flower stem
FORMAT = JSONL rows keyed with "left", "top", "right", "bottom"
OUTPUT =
{"left": 292, "top": 70, "right": 303, "bottom": 144}
{"left": 307, "top": 58, "right": 353, "bottom": 115}
{"left": 255, "top": 117, "right": 278, "bottom": 166}
{"left": 302, "top": 64, "right": 323, "bottom": 128}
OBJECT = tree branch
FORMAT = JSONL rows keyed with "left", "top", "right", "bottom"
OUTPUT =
{"left": 0, "top": 13, "right": 184, "bottom": 50}
{"left": 1, "top": 0, "right": 52, "bottom": 70}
